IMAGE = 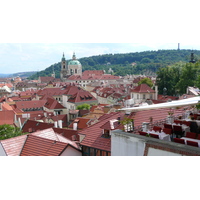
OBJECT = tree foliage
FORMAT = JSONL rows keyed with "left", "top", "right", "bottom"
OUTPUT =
{"left": 0, "top": 124, "right": 26, "bottom": 140}
{"left": 76, "top": 103, "right": 91, "bottom": 110}
{"left": 156, "top": 61, "right": 200, "bottom": 96}
{"left": 138, "top": 77, "right": 153, "bottom": 87}
{"left": 28, "top": 49, "right": 200, "bottom": 80}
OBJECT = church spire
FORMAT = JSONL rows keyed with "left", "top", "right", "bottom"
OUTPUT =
{"left": 72, "top": 52, "right": 76, "bottom": 60}
{"left": 62, "top": 52, "right": 65, "bottom": 61}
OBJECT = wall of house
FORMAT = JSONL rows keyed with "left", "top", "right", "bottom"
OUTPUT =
{"left": 97, "top": 96, "right": 109, "bottom": 104}
{"left": 111, "top": 130, "right": 200, "bottom": 156}
{"left": 0, "top": 143, "right": 7, "bottom": 156}
{"left": 111, "top": 131, "right": 145, "bottom": 156}
{"left": 60, "top": 146, "right": 82, "bottom": 156}
{"left": 147, "top": 148, "right": 181, "bottom": 156}
{"left": 131, "top": 92, "right": 154, "bottom": 104}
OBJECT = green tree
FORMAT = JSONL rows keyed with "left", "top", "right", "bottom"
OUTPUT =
{"left": 76, "top": 103, "right": 91, "bottom": 110}
{"left": 175, "top": 63, "right": 197, "bottom": 94}
{"left": 0, "top": 124, "right": 26, "bottom": 140}
{"left": 138, "top": 77, "right": 153, "bottom": 87}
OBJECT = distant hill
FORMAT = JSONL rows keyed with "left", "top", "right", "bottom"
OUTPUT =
{"left": 0, "top": 73, "right": 11, "bottom": 78}
{"left": 28, "top": 49, "right": 200, "bottom": 79}
{"left": 11, "top": 71, "right": 37, "bottom": 78}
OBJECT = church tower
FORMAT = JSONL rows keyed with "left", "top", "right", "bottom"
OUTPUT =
{"left": 60, "top": 53, "right": 68, "bottom": 81}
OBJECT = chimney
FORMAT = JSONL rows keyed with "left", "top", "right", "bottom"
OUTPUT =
{"left": 155, "top": 85, "right": 158, "bottom": 100}
{"left": 73, "top": 122, "right": 78, "bottom": 130}
{"left": 58, "top": 120, "right": 63, "bottom": 128}
{"left": 54, "top": 121, "right": 58, "bottom": 128}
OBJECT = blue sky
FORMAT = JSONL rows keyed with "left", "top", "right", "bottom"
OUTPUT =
{"left": 0, "top": 0, "right": 199, "bottom": 74}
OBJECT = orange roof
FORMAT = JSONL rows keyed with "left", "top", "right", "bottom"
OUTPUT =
{"left": 1, "top": 102, "right": 13, "bottom": 111}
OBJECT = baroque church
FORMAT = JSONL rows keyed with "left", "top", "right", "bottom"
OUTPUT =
{"left": 60, "top": 52, "right": 82, "bottom": 81}
{"left": 60, "top": 52, "right": 120, "bottom": 88}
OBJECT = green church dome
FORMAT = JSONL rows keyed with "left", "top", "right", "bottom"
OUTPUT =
{"left": 68, "top": 60, "right": 81, "bottom": 65}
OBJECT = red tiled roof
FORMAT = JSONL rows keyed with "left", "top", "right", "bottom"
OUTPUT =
{"left": 0, "top": 110, "right": 15, "bottom": 125}
{"left": 100, "top": 119, "right": 120, "bottom": 130}
{"left": 0, "top": 135, "right": 27, "bottom": 156}
{"left": 157, "top": 95, "right": 178, "bottom": 101}
{"left": 20, "top": 135, "right": 69, "bottom": 156}
{"left": 68, "top": 90, "right": 97, "bottom": 103}
{"left": 44, "top": 97, "right": 65, "bottom": 110}
{"left": 53, "top": 128, "right": 79, "bottom": 141}
{"left": 39, "top": 76, "right": 59, "bottom": 83}
{"left": 67, "top": 74, "right": 120, "bottom": 81}
{"left": 131, "top": 84, "right": 155, "bottom": 93}
{"left": 79, "top": 112, "right": 125, "bottom": 152}
{"left": 68, "top": 117, "right": 90, "bottom": 129}
{"left": 15, "top": 100, "right": 46, "bottom": 110}
{"left": 82, "top": 70, "right": 105, "bottom": 76}
{"left": 31, "top": 128, "right": 79, "bottom": 149}
{"left": 10, "top": 96, "right": 23, "bottom": 101}
{"left": 64, "top": 85, "right": 84, "bottom": 96}
{"left": 37, "top": 87, "right": 68, "bottom": 97}
{"left": 22, "top": 120, "right": 54, "bottom": 133}
{"left": 0, "top": 83, "right": 13, "bottom": 88}
{"left": 1, "top": 102, "right": 13, "bottom": 111}
{"left": 133, "top": 108, "right": 186, "bottom": 128}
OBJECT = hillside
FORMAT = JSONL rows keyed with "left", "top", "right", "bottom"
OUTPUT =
{"left": 28, "top": 49, "right": 200, "bottom": 79}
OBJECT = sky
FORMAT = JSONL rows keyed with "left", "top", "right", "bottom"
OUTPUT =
{"left": 0, "top": 0, "right": 200, "bottom": 74}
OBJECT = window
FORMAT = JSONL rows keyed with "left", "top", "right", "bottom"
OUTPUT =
{"left": 143, "top": 94, "right": 145, "bottom": 99}
{"left": 102, "top": 129, "right": 110, "bottom": 138}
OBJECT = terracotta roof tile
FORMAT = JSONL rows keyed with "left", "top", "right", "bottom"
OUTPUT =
{"left": 22, "top": 120, "right": 54, "bottom": 133}
{"left": 44, "top": 97, "right": 65, "bottom": 109}
{"left": 15, "top": 100, "right": 46, "bottom": 110}
{"left": 68, "top": 90, "right": 97, "bottom": 103}
{"left": 20, "top": 135, "right": 68, "bottom": 156}
{"left": 31, "top": 128, "right": 79, "bottom": 149}
{"left": 0, "top": 110, "right": 15, "bottom": 125}
{"left": 131, "top": 84, "right": 155, "bottom": 93}
{"left": 79, "top": 112, "right": 125, "bottom": 152}
{"left": 0, "top": 135, "right": 27, "bottom": 156}
{"left": 68, "top": 117, "right": 90, "bottom": 129}
{"left": 53, "top": 128, "right": 79, "bottom": 141}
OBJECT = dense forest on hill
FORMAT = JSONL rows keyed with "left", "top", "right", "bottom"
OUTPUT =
{"left": 29, "top": 49, "right": 200, "bottom": 80}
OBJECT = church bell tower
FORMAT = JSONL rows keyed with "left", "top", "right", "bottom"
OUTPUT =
{"left": 60, "top": 53, "right": 68, "bottom": 81}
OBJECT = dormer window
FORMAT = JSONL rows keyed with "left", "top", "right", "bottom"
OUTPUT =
{"left": 102, "top": 129, "right": 110, "bottom": 138}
